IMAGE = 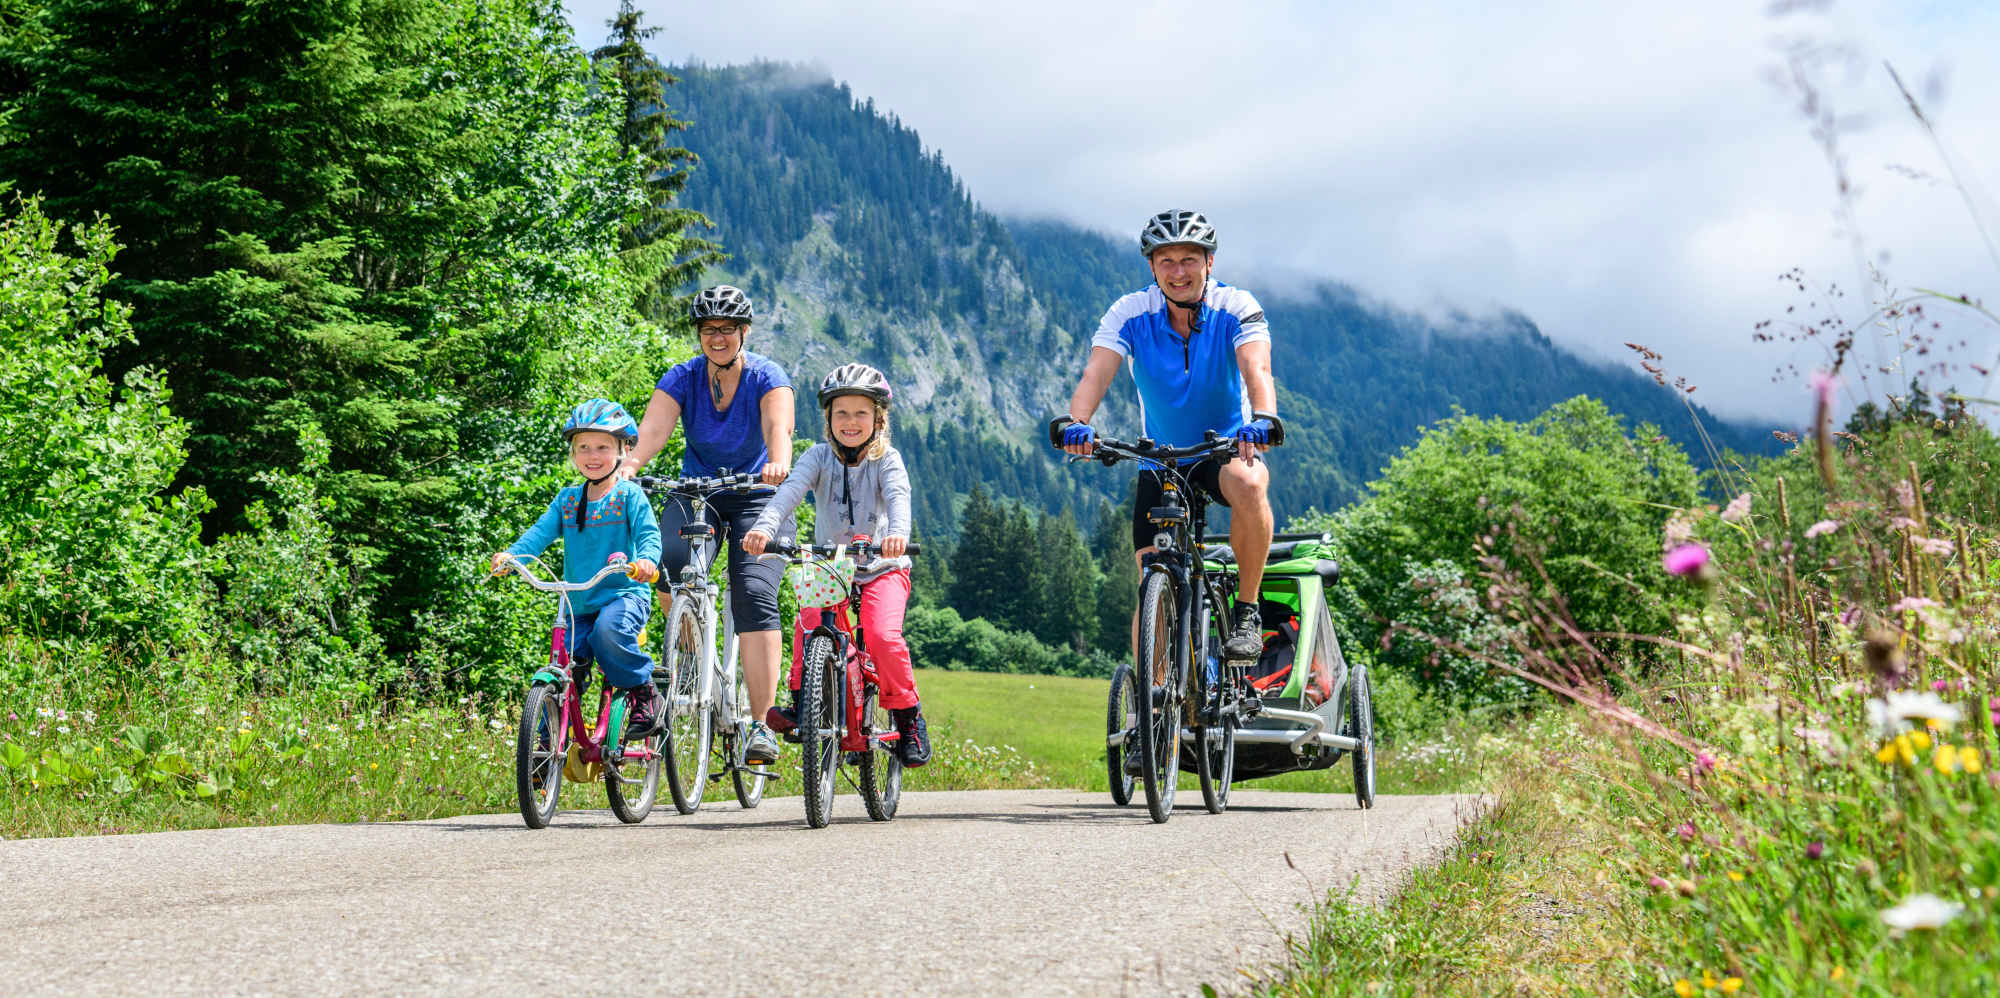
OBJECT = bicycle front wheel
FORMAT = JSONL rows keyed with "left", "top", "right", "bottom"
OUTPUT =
{"left": 660, "top": 595, "right": 712, "bottom": 814}
{"left": 515, "top": 682, "right": 563, "bottom": 829}
{"left": 798, "top": 634, "right": 840, "bottom": 829}
{"left": 1135, "top": 572, "right": 1181, "bottom": 824}
{"left": 606, "top": 719, "right": 661, "bottom": 823}
{"left": 858, "top": 684, "right": 902, "bottom": 821}
{"left": 729, "top": 668, "right": 768, "bottom": 809}
{"left": 1105, "top": 663, "right": 1136, "bottom": 806}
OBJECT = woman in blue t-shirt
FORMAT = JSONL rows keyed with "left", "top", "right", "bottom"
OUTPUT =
{"left": 618, "top": 285, "right": 795, "bottom": 765}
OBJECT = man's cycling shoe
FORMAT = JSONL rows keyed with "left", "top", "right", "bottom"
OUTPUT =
{"left": 623, "top": 683, "right": 665, "bottom": 739}
{"left": 891, "top": 706, "right": 932, "bottom": 768}
{"left": 1222, "top": 602, "right": 1264, "bottom": 662}
{"left": 744, "top": 722, "right": 781, "bottom": 764}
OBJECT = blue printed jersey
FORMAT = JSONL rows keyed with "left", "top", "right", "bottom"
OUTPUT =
{"left": 1090, "top": 277, "right": 1270, "bottom": 450}
{"left": 656, "top": 351, "right": 793, "bottom": 477}
{"left": 505, "top": 480, "right": 662, "bottom": 614}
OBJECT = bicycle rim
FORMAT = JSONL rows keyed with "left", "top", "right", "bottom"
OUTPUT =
{"left": 799, "top": 635, "right": 839, "bottom": 828}
{"left": 1136, "top": 572, "right": 1179, "bottom": 823}
{"left": 859, "top": 685, "right": 901, "bottom": 821}
{"left": 661, "top": 596, "right": 711, "bottom": 814}
{"left": 515, "top": 683, "right": 562, "bottom": 828}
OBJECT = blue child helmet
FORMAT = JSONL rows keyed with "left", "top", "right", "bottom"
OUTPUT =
{"left": 561, "top": 399, "right": 639, "bottom": 445}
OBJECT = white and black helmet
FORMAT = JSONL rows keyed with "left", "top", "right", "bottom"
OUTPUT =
{"left": 690, "top": 284, "right": 754, "bottom": 323}
{"left": 817, "top": 362, "right": 892, "bottom": 407}
{"left": 1138, "top": 209, "right": 1218, "bottom": 257}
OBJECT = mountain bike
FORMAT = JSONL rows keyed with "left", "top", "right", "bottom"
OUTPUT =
{"left": 1052, "top": 421, "right": 1277, "bottom": 822}
{"left": 766, "top": 536, "right": 922, "bottom": 829}
{"left": 638, "top": 473, "right": 778, "bottom": 814}
{"left": 494, "top": 553, "right": 663, "bottom": 829}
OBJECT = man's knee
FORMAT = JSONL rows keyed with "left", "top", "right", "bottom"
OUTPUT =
{"left": 1219, "top": 461, "right": 1270, "bottom": 506}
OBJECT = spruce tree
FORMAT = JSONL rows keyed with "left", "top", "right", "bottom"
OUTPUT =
{"left": 1032, "top": 508, "right": 1095, "bottom": 651}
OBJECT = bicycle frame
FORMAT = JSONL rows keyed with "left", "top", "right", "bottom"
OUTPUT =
{"left": 503, "top": 557, "right": 658, "bottom": 768}
{"left": 1134, "top": 449, "right": 1242, "bottom": 728}
{"left": 800, "top": 593, "right": 901, "bottom": 757}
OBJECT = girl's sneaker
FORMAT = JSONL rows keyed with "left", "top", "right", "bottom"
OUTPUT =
{"left": 890, "top": 706, "right": 931, "bottom": 768}
{"left": 625, "top": 683, "right": 665, "bottom": 738}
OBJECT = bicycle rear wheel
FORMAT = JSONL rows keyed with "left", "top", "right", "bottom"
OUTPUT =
{"left": 660, "top": 595, "right": 712, "bottom": 814}
{"left": 1197, "top": 631, "right": 1238, "bottom": 814}
{"left": 1105, "top": 663, "right": 1136, "bottom": 806}
{"left": 858, "top": 685, "right": 902, "bottom": 821}
{"left": 729, "top": 669, "right": 768, "bottom": 808}
{"left": 1345, "top": 665, "right": 1376, "bottom": 809}
{"left": 799, "top": 634, "right": 840, "bottom": 829}
{"left": 606, "top": 721, "right": 661, "bottom": 823}
{"left": 1135, "top": 572, "right": 1181, "bottom": 824}
{"left": 515, "top": 682, "right": 563, "bottom": 829}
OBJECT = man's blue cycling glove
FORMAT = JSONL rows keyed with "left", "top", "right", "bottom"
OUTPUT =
{"left": 1061, "top": 422, "right": 1096, "bottom": 448}
{"left": 1236, "top": 417, "right": 1274, "bottom": 447}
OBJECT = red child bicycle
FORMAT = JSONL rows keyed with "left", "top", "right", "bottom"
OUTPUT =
{"left": 767, "top": 537, "right": 921, "bottom": 828}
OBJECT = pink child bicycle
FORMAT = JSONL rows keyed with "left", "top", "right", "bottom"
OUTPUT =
{"left": 493, "top": 552, "right": 664, "bottom": 828}
{"left": 766, "top": 536, "right": 921, "bottom": 828}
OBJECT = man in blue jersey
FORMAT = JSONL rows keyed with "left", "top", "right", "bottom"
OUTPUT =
{"left": 1056, "top": 209, "right": 1280, "bottom": 663}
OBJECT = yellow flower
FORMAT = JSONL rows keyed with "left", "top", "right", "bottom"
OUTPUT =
{"left": 1935, "top": 746, "right": 1958, "bottom": 774}
{"left": 1727, "top": 871, "right": 1746, "bottom": 882}
{"left": 369, "top": 762, "right": 378, "bottom": 770}
{"left": 1675, "top": 980, "right": 1696, "bottom": 998}
{"left": 1875, "top": 742, "right": 1898, "bottom": 764}
{"left": 1897, "top": 735, "right": 1917, "bottom": 767}
{"left": 1701, "top": 970, "right": 1719, "bottom": 989}
{"left": 1910, "top": 730, "right": 1932, "bottom": 751}
{"left": 1720, "top": 978, "right": 1743, "bottom": 994}
{"left": 1830, "top": 966, "right": 1845, "bottom": 981}
{"left": 1961, "top": 746, "right": 1982, "bottom": 774}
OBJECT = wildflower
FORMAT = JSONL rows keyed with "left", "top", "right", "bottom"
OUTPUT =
{"left": 1806, "top": 841, "right": 1824, "bottom": 861}
{"left": 1674, "top": 980, "right": 1695, "bottom": 998}
{"left": 1866, "top": 691, "right": 1963, "bottom": 736}
{"left": 369, "top": 762, "right": 378, "bottom": 771}
{"left": 1838, "top": 606, "right": 1861, "bottom": 628}
{"left": 1888, "top": 596, "right": 1939, "bottom": 613}
{"left": 1701, "top": 970, "right": 1719, "bottom": 989}
{"left": 1909, "top": 729, "right": 1932, "bottom": 751}
{"left": 1911, "top": 536, "right": 1953, "bottom": 556}
{"left": 1720, "top": 979, "right": 1743, "bottom": 994}
{"left": 35, "top": 708, "right": 53, "bottom": 719}
{"left": 1648, "top": 875, "right": 1671, "bottom": 892}
{"left": 1720, "top": 492, "right": 1752, "bottom": 522}
{"left": 1664, "top": 510, "right": 1696, "bottom": 548}
{"left": 1663, "top": 544, "right": 1711, "bottom": 577}
{"left": 1933, "top": 746, "right": 1961, "bottom": 774}
{"left": 1675, "top": 821, "right": 1696, "bottom": 841}
{"left": 56, "top": 725, "right": 69, "bottom": 735}
{"left": 1959, "top": 746, "right": 1981, "bottom": 774}
{"left": 1830, "top": 966, "right": 1845, "bottom": 981}
{"left": 1697, "top": 751, "right": 1717, "bottom": 773}
{"left": 1804, "top": 519, "right": 1841, "bottom": 538}
{"left": 1880, "top": 893, "right": 1963, "bottom": 931}
{"left": 1727, "top": 870, "right": 1746, "bottom": 882}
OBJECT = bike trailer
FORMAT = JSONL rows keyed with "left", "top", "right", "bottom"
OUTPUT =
{"left": 1181, "top": 537, "right": 1354, "bottom": 780}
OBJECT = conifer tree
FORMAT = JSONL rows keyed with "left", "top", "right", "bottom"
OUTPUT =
{"left": 591, "top": 0, "right": 719, "bottom": 319}
{"left": 1032, "top": 508, "right": 1095, "bottom": 651}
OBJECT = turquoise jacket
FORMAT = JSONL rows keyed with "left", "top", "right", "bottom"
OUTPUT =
{"left": 506, "top": 480, "right": 662, "bottom": 613}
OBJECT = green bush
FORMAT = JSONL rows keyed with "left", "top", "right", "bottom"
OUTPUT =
{"left": 0, "top": 200, "right": 214, "bottom": 676}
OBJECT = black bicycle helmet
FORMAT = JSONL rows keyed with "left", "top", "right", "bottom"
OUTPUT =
{"left": 817, "top": 362, "right": 893, "bottom": 407}
{"left": 690, "top": 284, "right": 754, "bottom": 323}
{"left": 1138, "top": 209, "right": 1218, "bottom": 257}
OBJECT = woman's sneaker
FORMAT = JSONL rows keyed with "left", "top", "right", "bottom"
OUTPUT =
{"left": 890, "top": 707, "right": 931, "bottom": 768}
{"left": 745, "top": 721, "right": 780, "bottom": 764}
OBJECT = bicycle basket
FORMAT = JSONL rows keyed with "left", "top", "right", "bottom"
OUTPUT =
{"left": 787, "top": 555, "right": 856, "bottom": 608}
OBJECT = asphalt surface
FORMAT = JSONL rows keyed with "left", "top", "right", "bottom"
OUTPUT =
{"left": 2, "top": 790, "right": 1478, "bottom": 996}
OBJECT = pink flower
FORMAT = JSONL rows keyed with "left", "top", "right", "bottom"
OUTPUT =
{"left": 1839, "top": 606, "right": 1862, "bottom": 628}
{"left": 1807, "top": 841, "right": 1825, "bottom": 860}
{"left": 1697, "top": 751, "right": 1717, "bottom": 773}
{"left": 1889, "top": 597, "right": 1939, "bottom": 613}
{"left": 1913, "top": 536, "right": 1954, "bottom": 556}
{"left": 1810, "top": 370, "right": 1838, "bottom": 408}
{"left": 1804, "top": 519, "right": 1841, "bottom": 539}
{"left": 1720, "top": 493, "right": 1752, "bottom": 523}
{"left": 1663, "top": 544, "right": 1711, "bottom": 576}
{"left": 1648, "top": 875, "right": 1671, "bottom": 891}
{"left": 1676, "top": 821, "right": 1697, "bottom": 841}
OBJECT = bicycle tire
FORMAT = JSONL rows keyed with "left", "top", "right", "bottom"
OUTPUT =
{"left": 729, "top": 669, "right": 767, "bottom": 808}
{"left": 1347, "top": 665, "right": 1376, "bottom": 809}
{"left": 605, "top": 723, "right": 661, "bottom": 823}
{"left": 660, "top": 595, "right": 712, "bottom": 814}
{"left": 1105, "top": 663, "right": 1136, "bottom": 806}
{"left": 858, "top": 684, "right": 902, "bottom": 821}
{"left": 799, "top": 634, "right": 840, "bottom": 828}
{"left": 1197, "top": 634, "right": 1238, "bottom": 814}
{"left": 515, "top": 682, "right": 563, "bottom": 829}
{"left": 1135, "top": 571, "right": 1180, "bottom": 823}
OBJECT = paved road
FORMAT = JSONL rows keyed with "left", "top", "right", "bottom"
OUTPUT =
{"left": 2, "top": 790, "right": 1478, "bottom": 996}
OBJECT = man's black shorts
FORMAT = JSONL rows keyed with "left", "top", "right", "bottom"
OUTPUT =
{"left": 1132, "top": 456, "right": 1230, "bottom": 552}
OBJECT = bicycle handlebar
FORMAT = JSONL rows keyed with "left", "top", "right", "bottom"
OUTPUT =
{"left": 766, "top": 537, "right": 921, "bottom": 560}
{"left": 635, "top": 472, "right": 774, "bottom": 496}
{"left": 491, "top": 555, "right": 643, "bottom": 592}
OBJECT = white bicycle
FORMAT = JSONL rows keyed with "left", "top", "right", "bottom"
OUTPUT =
{"left": 640, "top": 473, "right": 776, "bottom": 812}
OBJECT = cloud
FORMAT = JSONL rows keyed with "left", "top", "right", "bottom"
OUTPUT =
{"left": 568, "top": 0, "right": 2000, "bottom": 421}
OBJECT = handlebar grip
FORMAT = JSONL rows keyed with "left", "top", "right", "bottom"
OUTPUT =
{"left": 1047, "top": 415, "right": 1074, "bottom": 449}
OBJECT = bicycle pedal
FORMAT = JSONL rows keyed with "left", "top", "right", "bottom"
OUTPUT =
{"left": 780, "top": 731, "right": 800, "bottom": 744}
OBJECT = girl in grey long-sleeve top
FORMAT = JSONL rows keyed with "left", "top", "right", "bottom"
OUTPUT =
{"left": 741, "top": 363, "right": 930, "bottom": 767}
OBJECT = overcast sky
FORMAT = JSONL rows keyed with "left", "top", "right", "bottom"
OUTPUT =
{"left": 566, "top": 1, "right": 2000, "bottom": 423}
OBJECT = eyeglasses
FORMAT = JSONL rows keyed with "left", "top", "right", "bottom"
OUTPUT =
{"left": 698, "top": 323, "right": 744, "bottom": 338}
